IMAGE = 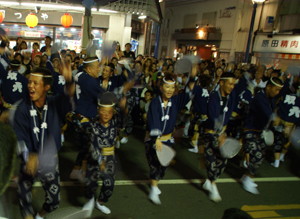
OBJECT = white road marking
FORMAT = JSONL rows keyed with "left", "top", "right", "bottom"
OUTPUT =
{"left": 9, "top": 177, "right": 300, "bottom": 187}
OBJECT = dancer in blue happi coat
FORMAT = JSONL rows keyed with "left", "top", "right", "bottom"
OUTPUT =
{"left": 271, "top": 92, "right": 300, "bottom": 168}
{"left": 0, "top": 54, "right": 28, "bottom": 109}
{"left": 240, "top": 76, "right": 293, "bottom": 195}
{"left": 69, "top": 56, "right": 106, "bottom": 182}
{"left": 13, "top": 59, "right": 74, "bottom": 219}
{"left": 202, "top": 72, "right": 251, "bottom": 202}
{"left": 82, "top": 92, "right": 128, "bottom": 217}
{"left": 145, "top": 64, "right": 197, "bottom": 205}
{"left": 188, "top": 74, "right": 211, "bottom": 153}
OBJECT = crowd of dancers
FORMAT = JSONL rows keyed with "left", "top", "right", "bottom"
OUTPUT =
{"left": 0, "top": 35, "right": 299, "bottom": 219}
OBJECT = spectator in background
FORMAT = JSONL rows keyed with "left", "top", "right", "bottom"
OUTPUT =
{"left": 21, "top": 49, "right": 32, "bottom": 77}
{"left": 41, "top": 53, "right": 48, "bottom": 67}
{"left": 13, "top": 37, "right": 22, "bottom": 51}
{"left": 70, "top": 50, "right": 76, "bottom": 60}
{"left": 209, "top": 67, "right": 223, "bottom": 92}
{"left": 203, "top": 67, "right": 211, "bottom": 75}
{"left": 52, "top": 58, "right": 61, "bottom": 74}
{"left": 252, "top": 66, "right": 266, "bottom": 88}
{"left": 140, "top": 90, "right": 153, "bottom": 126}
{"left": 72, "top": 58, "right": 80, "bottom": 76}
{"left": 32, "top": 42, "right": 42, "bottom": 60}
{"left": 32, "top": 54, "right": 42, "bottom": 68}
{"left": 40, "top": 36, "right": 52, "bottom": 53}
{"left": 123, "top": 43, "right": 135, "bottom": 60}
{"left": 60, "top": 50, "right": 67, "bottom": 59}
{"left": 136, "top": 54, "right": 143, "bottom": 61}
{"left": 112, "top": 42, "right": 124, "bottom": 60}
{"left": 152, "top": 62, "right": 158, "bottom": 88}
{"left": 14, "top": 53, "right": 23, "bottom": 64}
{"left": 111, "top": 57, "right": 118, "bottom": 69}
{"left": 175, "top": 47, "right": 183, "bottom": 60}
{"left": 167, "top": 64, "right": 174, "bottom": 73}
{"left": 18, "top": 41, "right": 28, "bottom": 51}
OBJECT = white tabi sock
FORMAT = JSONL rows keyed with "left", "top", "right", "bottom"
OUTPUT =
{"left": 35, "top": 213, "right": 43, "bottom": 219}
{"left": 271, "top": 159, "right": 280, "bottom": 168}
{"left": 149, "top": 186, "right": 161, "bottom": 205}
{"left": 280, "top": 153, "right": 285, "bottom": 162}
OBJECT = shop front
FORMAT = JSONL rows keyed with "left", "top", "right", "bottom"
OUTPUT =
{"left": 0, "top": 8, "right": 109, "bottom": 53}
{"left": 253, "top": 34, "right": 300, "bottom": 69}
{"left": 171, "top": 27, "right": 221, "bottom": 61}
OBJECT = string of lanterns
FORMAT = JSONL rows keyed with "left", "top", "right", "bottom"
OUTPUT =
{"left": 0, "top": 11, "right": 74, "bottom": 29}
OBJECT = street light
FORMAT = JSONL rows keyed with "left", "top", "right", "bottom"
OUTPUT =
{"left": 244, "top": 0, "right": 266, "bottom": 63}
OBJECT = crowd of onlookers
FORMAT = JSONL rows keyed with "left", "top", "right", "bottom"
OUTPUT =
{"left": 0, "top": 35, "right": 293, "bottom": 126}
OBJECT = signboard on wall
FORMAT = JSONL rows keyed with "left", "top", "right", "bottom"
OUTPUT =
{"left": 131, "top": 20, "right": 144, "bottom": 34}
{"left": 67, "top": 40, "right": 81, "bottom": 52}
{"left": 253, "top": 35, "right": 300, "bottom": 54}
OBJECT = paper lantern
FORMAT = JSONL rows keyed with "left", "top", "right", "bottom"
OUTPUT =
{"left": 0, "top": 12, "right": 3, "bottom": 24}
{"left": 61, "top": 13, "right": 73, "bottom": 28}
{"left": 67, "top": 33, "right": 72, "bottom": 38}
{"left": 26, "top": 13, "right": 38, "bottom": 28}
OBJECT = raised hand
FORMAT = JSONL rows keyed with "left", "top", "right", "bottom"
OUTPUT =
{"left": 61, "top": 59, "right": 72, "bottom": 83}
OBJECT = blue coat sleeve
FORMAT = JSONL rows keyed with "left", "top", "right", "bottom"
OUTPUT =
{"left": 206, "top": 92, "right": 220, "bottom": 130}
{"left": 0, "top": 55, "right": 9, "bottom": 79}
{"left": 174, "top": 85, "right": 194, "bottom": 112}
{"left": 13, "top": 101, "right": 33, "bottom": 153}
{"left": 147, "top": 98, "right": 162, "bottom": 139}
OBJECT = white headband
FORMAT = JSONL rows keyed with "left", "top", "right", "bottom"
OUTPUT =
{"left": 31, "top": 73, "right": 53, "bottom": 78}
{"left": 220, "top": 77, "right": 235, "bottom": 80}
{"left": 98, "top": 103, "right": 115, "bottom": 107}
{"left": 163, "top": 77, "right": 175, "bottom": 84}
{"left": 11, "top": 63, "right": 20, "bottom": 66}
{"left": 83, "top": 59, "right": 99, "bottom": 64}
{"left": 270, "top": 77, "right": 283, "bottom": 88}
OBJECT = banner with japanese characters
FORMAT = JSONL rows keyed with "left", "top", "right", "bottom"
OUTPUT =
{"left": 253, "top": 35, "right": 300, "bottom": 54}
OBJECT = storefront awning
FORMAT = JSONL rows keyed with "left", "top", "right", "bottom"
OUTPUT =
{"left": 254, "top": 52, "right": 300, "bottom": 60}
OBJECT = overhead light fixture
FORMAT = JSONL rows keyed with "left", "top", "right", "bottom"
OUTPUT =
{"left": 91, "top": 8, "right": 97, "bottom": 12}
{"left": 21, "top": 3, "right": 85, "bottom": 10}
{"left": 138, "top": 15, "right": 147, "bottom": 19}
{"left": 0, "top": 1, "right": 20, "bottom": 6}
{"left": 59, "top": 27, "right": 65, "bottom": 31}
{"left": 99, "top": 9, "right": 117, "bottom": 13}
{"left": 198, "top": 30, "right": 204, "bottom": 38}
{"left": 252, "top": 0, "right": 265, "bottom": 2}
{"left": 71, "top": 28, "right": 76, "bottom": 32}
{"left": 93, "top": 29, "right": 99, "bottom": 33}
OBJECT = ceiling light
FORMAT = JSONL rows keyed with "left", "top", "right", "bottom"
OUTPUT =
{"left": 138, "top": 15, "right": 147, "bottom": 19}
{"left": 99, "top": 9, "right": 117, "bottom": 13}
{"left": 21, "top": 3, "right": 85, "bottom": 10}
{"left": 59, "top": 27, "right": 65, "bottom": 31}
{"left": 71, "top": 28, "right": 76, "bottom": 32}
{"left": 91, "top": 8, "right": 97, "bottom": 12}
{"left": 0, "top": 1, "right": 20, "bottom": 6}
